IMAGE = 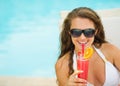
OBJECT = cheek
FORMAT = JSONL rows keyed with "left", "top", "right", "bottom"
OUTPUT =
{"left": 71, "top": 37, "right": 75, "bottom": 44}
{"left": 88, "top": 37, "right": 94, "bottom": 45}
{"left": 71, "top": 38, "right": 81, "bottom": 51}
{"left": 71, "top": 38, "right": 80, "bottom": 50}
{"left": 71, "top": 38, "right": 77, "bottom": 45}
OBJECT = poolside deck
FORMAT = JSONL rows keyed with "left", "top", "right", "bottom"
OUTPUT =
{"left": 0, "top": 76, "right": 57, "bottom": 86}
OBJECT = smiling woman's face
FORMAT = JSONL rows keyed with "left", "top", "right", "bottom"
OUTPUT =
{"left": 70, "top": 17, "right": 96, "bottom": 53}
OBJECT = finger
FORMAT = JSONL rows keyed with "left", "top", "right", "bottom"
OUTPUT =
{"left": 71, "top": 82, "right": 87, "bottom": 86}
{"left": 74, "top": 77, "right": 87, "bottom": 83}
{"left": 71, "top": 70, "right": 83, "bottom": 77}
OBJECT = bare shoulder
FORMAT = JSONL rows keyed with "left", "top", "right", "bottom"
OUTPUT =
{"left": 55, "top": 52, "right": 70, "bottom": 71}
{"left": 101, "top": 43, "right": 120, "bottom": 58}
{"left": 102, "top": 43, "right": 120, "bottom": 71}
{"left": 55, "top": 52, "right": 70, "bottom": 85}
{"left": 101, "top": 43, "right": 120, "bottom": 53}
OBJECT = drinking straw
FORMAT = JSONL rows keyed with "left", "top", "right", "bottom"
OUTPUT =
{"left": 78, "top": 52, "right": 81, "bottom": 58}
{"left": 81, "top": 44, "right": 85, "bottom": 57}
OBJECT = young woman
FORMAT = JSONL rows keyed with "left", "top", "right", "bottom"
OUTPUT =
{"left": 55, "top": 7, "right": 120, "bottom": 86}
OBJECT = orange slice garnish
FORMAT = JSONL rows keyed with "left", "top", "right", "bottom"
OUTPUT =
{"left": 84, "top": 47, "right": 93, "bottom": 59}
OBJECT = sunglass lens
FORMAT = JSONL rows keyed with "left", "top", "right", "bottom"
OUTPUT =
{"left": 84, "top": 29, "right": 95, "bottom": 37}
{"left": 70, "top": 29, "right": 82, "bottom": 37}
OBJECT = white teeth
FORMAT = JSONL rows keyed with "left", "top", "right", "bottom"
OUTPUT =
{"left": 80, "top": 42, "right": 86, "bottom": 44}
{"left": 77, "top": 41, "right": 87, "bottom": 45}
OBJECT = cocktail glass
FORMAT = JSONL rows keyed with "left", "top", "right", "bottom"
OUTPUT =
{"left": 77, "top": 57, "right": 89, "bottom": 80}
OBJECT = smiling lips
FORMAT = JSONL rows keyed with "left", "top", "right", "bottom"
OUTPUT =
{"left": 77, "top": 41, "right": 87, "bottom": 48}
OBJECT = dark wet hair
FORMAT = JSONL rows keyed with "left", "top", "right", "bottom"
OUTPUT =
{"left": 58, "top": 7, "right": 107, "bottom": 77}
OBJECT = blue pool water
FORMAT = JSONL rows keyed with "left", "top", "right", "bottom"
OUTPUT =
{"left": 0, "top": 0, "right": 120, "bottom": 78}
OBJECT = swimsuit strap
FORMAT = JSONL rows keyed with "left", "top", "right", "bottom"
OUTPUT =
{"left": 73, "top": 52, "right": 77, "bottom": 70}
{"left": 93, "top": 46, "right": 107, "bottom": 62}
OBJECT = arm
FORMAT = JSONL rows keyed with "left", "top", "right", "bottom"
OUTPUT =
{"left": 113, "top": 46, "right": 120, "bottom": 85}
{"left": 55, "top": 56, "right": 69, "bottom": 86}
{"left": 112, "top": 45, "right": 120, "bottom": 71}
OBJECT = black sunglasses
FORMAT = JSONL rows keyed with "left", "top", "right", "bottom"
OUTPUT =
{"left": 70, "top": 28, "right": 95, "bottom": 38}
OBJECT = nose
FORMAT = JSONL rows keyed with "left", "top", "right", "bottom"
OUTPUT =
{"left": 79, "top": 33, "right": 86, "bottom": 39}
